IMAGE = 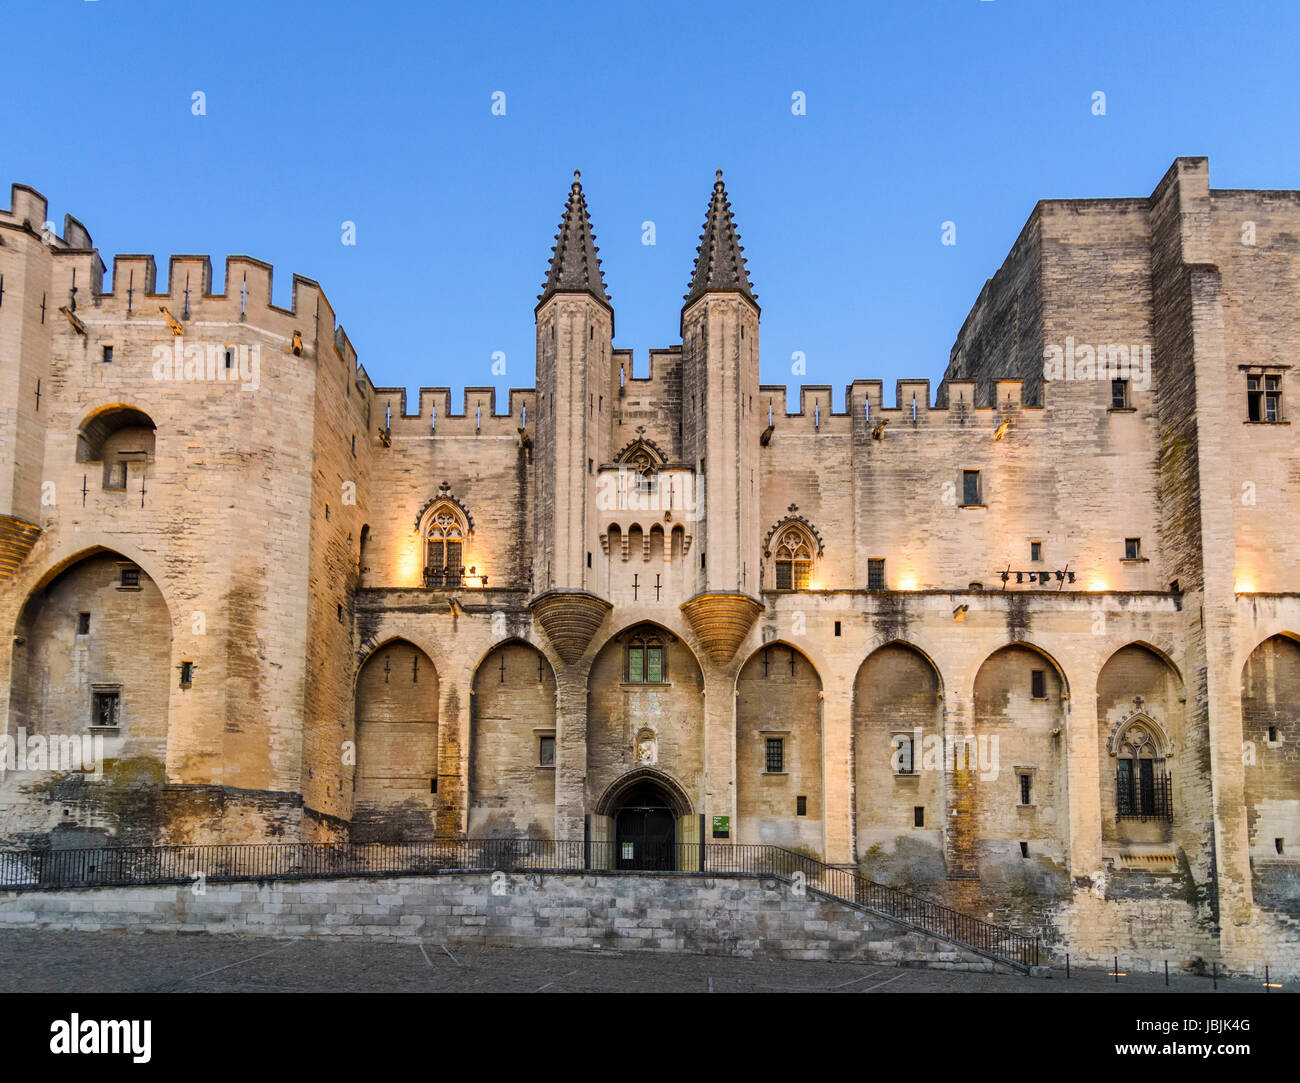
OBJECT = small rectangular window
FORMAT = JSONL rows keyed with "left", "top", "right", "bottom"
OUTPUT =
{"left": 1268, "top": 726, "right": 1278, "bottom": 743}
{"left": 180, "top": 661, "right": 194, "bottom": 687}
{"left": 104, "top": 461, "right": 127, "bottom": 490}
{"left": 894, "top": 734, "right": 915, "bottom": 774}
{"left": 913, "top": 806, "right": 924, "bottom": 828}
{"left": 833, "top": 620, "right": 842, "bottom": 637}
{"left": 1277, "top": 838, "right": 1285, "bottom": 855}
{"left": 765, "top": 737, "right": 784, "bottom": 773}
{"left": 962, "top": 469, "right": 981, "bottom": 506}
{"left": 225, "top": 348, "right": 235, "bottom": 370}
{"left": 587, "top": 551, "right": 592, "bottom": 568}
{"left": 867, "top": 558, "right": 885, "bottom": 591}
{"left": 1125, "top": 537, "right": 1141, "bottom": 560}
{"left": 92, "top": 691, "right": 120, "bottom": 729}
{"left": 1030, "top": 540, "right": 1042, "bottom": 562}
{"left": 76, "top": 612, "right": 90, "bottom": 635}
{"left": 429, "top": 777, "right": 437, "bottom": 794}
{"left": 796, "top": 795, "right": 807, "bottom": 816}
{"left": 1019, "top": 773, "right": 1032, "bottom": 805}
{"left": 101, "top": 345, "right": 113, "bottom": 363}
{"left": 337, "top": 603, "right": 344, "bottom": 622}
{"left": 1019, "top": 842, "right": 1029, "bottom": 859}
{"left": 119, "top": 566, "right": 140, "bottom": 588}
{"left": 1031, "top": 669, "right": 1046, "bottom": 699}
{"left": 1111, "top": 379, "right": 1129, "bottom": 409}
{"left": 539, "top": 735, "right": 555, "bottom": 767}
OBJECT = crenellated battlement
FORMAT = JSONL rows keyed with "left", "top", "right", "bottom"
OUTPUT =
{"left": 755, "top": 377, "right": 1045, "bottom": 435}
{"left": 368, "top": 386, "right": 537, "bottom": 437}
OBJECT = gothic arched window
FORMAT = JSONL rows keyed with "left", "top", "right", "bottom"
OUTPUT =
{"left": 1112, "top": 717, "right": 1172, "bottom": 821}
{"left": 773, "top": 525, "right": 814, "bottom": 591}
{"left": 423, "top": 504, "right": 467, "bottom": 587}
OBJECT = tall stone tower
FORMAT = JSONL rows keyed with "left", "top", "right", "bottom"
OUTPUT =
{"left": 678, "top": 172, "right": 764, "bottom": 666}
{"left": 532, "top": 171, "right": 615, "bottom": 600}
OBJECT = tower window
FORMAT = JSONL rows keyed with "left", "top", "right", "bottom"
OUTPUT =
{"left": 1124, "top": 537, "right": 1141, "bottom": 560}
{"left": 765, "top": 737, "right": 785, "bottom": 773}
{"left": 834, "top": 620, "right": 842, "bottom": 637}
{"left": 118, "top": 566, "right": 140, "bottom": 589}
{"left": 867, "top": 559, "right": 885, "bottom": 591}
{"left": 626, "top": 633, "right": 665, "bottom": 683}
{"left": 1030, "top": 669, "right": 1046, "bottom": 699}
{"left": 962, "top": 469, "right": 981, "bottom": 506}
{"left": 180, "top": 661, "right": 194, "bottom": 687}
{"left": 1030, "top": 540, "right": 1042, "bottom": 562}
{"left": 225, "top": 348, "right": 234, "bottom": 370}
{"left": 101, "top": 345, "right": 113, "bottom": 363}
{"left": 1247, "top": 372, "right": 1283, "bottom": 422}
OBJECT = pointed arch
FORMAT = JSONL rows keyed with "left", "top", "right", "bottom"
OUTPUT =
{"left": 595, "top": 766, "right": 693, "bottom": 818}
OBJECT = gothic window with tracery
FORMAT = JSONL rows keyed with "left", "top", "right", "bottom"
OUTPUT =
{"left": 773, "top": 526, "right": 814, "bottom": 590}
{"left": 1112, "top": 717, "right": 1172, "bottom": 821}
{"left": 424, "top": 506, "right": 466, "bottom": 587}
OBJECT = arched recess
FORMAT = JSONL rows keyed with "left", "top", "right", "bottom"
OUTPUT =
{"left": 852, "top": 641, "right": 944, "bottom": 884}
{"left": 1241, "top": 633, "right": 1300, "bottom": 913}
{"left": 75, "top": 405, "right": 156, "bottom": 491}
{"left": 735, "top": 640, "right": 824, "bottom": 853}
{"left": 585, "top": 621, "right": 704, "bottom": 819}
{"left": 11, "top": 548, "right": 172, "bottom": 768}
{"left": 1097, "top": 643, "right": 1185, "bottom": 847}
{"left": 352, "top": 639, "right": 439, "bottom": 842}
{"left": 469, "top": 639, "right": 557, "bottom": 838}
{"left": 965, "top": 643, "right": 1070, "bottom": 889}
{"left": 595, "top": 766, "right": 694, "bottom": 818}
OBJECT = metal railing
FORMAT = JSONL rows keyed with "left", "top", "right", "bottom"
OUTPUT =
{"left": 1117, "top": 770, "right": 1173, "bottom": 821}
{"left": 0, "top": 838, "right": 1039, "bottom": 970}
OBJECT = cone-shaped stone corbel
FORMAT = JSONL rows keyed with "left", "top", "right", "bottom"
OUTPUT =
{"left": 679, "top": 591, "right": 764, "bottom": 666}
{"left": 529, "top": 589, "right": 613, "bottom": 665}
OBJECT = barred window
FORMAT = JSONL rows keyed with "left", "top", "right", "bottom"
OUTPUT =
{"left": 868, "top": 558, "right": 885, "bottom": 590}
{"left": 765, "top": 737, "right": 784, "bottom": 773}
{"left": 92, "top": 691, "right": 120, "bottom": 728}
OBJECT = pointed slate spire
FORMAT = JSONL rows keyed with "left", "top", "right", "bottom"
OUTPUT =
{"left": 537, "top": 170, "right": 612, "bottom": 317}
{"left": 683, "top": 170, "right": 758, "bottom": 313}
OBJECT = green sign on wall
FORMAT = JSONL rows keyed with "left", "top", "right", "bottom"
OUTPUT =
{"left": 711, "top": 815, "right": 730, "bottom": 838}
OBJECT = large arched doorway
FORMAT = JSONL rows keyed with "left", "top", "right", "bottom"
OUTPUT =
{"left": 352, "top": 639, "right": 439, "bottom": 843}
{"left": 595, "top": 767, "right": 694, "bottom": 871}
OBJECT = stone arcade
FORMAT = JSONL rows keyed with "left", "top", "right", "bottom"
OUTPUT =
{"left": 0, "top": 158, "right": 1297, "bottom": 973}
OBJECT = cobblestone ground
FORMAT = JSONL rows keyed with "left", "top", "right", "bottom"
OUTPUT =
{"left": 0, "top": 930, "right": 1287, "bottom": 993}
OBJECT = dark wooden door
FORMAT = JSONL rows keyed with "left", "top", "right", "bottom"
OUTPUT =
{"left": 615, "top": 805, "right": 675, "bottom": 870}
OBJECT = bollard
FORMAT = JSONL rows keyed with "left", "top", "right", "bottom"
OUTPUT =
{"left": 1114, "top": 955, "right": 1118, "bottom": 984}
{"left": 1165, "top": 960, "right": 1169, "bottom": 987}
{"left": 1213, "top": 962, "right": 1217, "bottom": 990}
{"left": 1065, "top": 953, "right": 1069, "bottom": 979}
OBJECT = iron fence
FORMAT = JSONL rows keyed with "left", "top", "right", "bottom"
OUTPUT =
{"left": 0, "top": 837, "right": 1039, "bottom": 969}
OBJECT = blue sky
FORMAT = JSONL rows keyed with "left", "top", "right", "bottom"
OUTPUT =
{"left": 4, "top": 1, "right": 1299, "bottom": 413}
